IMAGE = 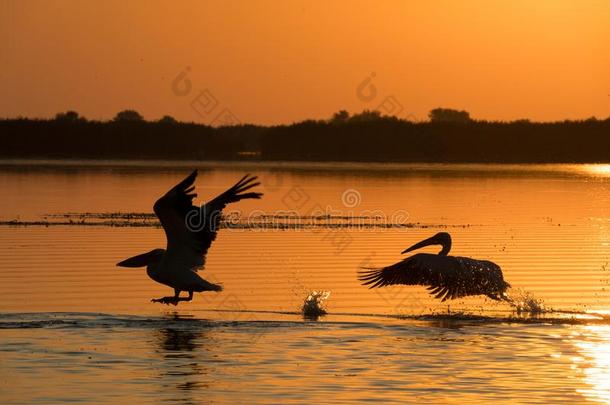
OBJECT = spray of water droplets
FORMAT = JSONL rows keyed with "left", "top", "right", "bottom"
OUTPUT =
{"left": 504, "top": 288, "right": 546, "bottom": 314}
{"left": 301, "top": 291, "right": 331, "bottom": 319}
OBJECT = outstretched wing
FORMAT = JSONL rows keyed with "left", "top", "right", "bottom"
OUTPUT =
{"left": 193, "top": 174, "right": 262, "bottom": 262}
{"left": 153, "top": 171, "right": 262, "bottom": 271}
{"left": 358, "top": 254, "right": 502, "bottom": 301}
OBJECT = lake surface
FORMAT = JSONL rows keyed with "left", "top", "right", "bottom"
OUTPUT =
{"left": 1, "top": 160, "right": 610, "bottom": 404}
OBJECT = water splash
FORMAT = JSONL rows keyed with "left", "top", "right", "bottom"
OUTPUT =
{"left": 301, "top": 291, "right": 331, "bottom": 319}
{"left": 504, "top": 288, "right": 546, "bottom": 314}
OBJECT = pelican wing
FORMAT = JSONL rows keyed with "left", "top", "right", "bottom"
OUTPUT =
{"left": 359, "top": 253, "right": 504, "bottom": 301}
{"left": 154, "top": 170, "right": 198, "bottom": 243}
{"left": 153, "top": 171, "right": 262, "bottom": 271}
{"left": 193, "top": 174, "right": 262, "bottom": 262}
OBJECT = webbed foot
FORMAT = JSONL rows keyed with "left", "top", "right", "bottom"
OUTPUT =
{"left": 151, "top": 296, "right": 179, "bottom": 305}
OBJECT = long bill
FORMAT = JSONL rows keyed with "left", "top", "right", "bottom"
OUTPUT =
{"left": 402, "top": 235, "right": 442, "bottom": 254}
{"left": 116, "top": 251, "right": 157, "bottom": 268}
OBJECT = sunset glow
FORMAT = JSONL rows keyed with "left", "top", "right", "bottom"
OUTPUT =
{"left": 3, "top": 2, "right": 610, "bottom": 403}
{"left": 1, "top": 0, "right": 609, "bottom": 124}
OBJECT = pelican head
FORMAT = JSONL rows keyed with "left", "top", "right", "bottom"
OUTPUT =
{"left": 116, "top": 249, "right": 165, "bottom": 268}
{"left": 402, "top": 232, "right": 452, "bottom": 256}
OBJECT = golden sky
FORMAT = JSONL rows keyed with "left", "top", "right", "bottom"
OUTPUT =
{"left": 1, "top": 0, "right": 609, "bottom": 124}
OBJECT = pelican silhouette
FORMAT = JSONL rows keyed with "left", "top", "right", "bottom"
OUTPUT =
{"left": 358, "top": 232, "right": 510, "bottom": 301}
{"left": 117, "top": 171, "right": 262, "bottom": 305}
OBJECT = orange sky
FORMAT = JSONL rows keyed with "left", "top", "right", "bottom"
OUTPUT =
{"left": 1, "top": 0, "right": 609, "bottom": 124}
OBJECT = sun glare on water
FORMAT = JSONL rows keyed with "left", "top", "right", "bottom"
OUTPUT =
{"left": 574, "top": 325, "right": 610, "bottom": 404}
{"left": 582, "top": 165, "right": 610, "bottom": 177}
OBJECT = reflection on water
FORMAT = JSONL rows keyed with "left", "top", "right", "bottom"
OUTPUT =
{"left": 574, "top": 325, "right": 610, "bottom": 404}
{"left": 1, "top": 162, "right": 610, "bottom": 403}
{"left": 582, "top": 164, "right": 610, "bottom": 177}
{"left": 0, "top": 312, "right": 601, "bottom": 404}
{"left": 156, "top": 319, "right": 210, "bottom": 402}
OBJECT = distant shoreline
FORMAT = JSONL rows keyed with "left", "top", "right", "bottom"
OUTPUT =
{"left": 1, "top": 157, "right": 610, "bottom": 166}
{"left": 2, "top": 116, "right": 610, "bottom": 163}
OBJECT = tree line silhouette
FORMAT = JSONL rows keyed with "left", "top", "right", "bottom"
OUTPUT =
{"left": 1, "top": 109, "right": 610, "bottom": 162}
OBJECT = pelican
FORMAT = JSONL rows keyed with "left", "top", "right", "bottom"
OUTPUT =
{"left": 117, "top": 171, "right": 262, "bottom": 305}
{"left": 358, "top": 232, "right": 510, "bottom": 301}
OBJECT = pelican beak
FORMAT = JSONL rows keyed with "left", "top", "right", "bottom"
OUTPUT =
{"left": 402, "top": 235, "right": 439, "bottom": 254}
{"left": 116, "top": 251, "right": 155, "bottom": 268}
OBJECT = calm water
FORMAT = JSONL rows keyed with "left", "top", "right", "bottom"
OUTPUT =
{"left": 1, "top": 160, "right": 610, "bottom": 404}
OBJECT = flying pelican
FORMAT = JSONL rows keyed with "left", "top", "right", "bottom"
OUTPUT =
{"left": 117, "top": 171, "right": 262, "bottom": 305}
{"left": 358, "top": 232, "right": 510, "bottom": 301}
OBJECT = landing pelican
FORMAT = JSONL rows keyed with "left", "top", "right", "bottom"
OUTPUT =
{"left": 117, "top": 171, "right": 262, "bottom": 305}
{"left": 358, "top": 232, "right": 510, "bottom": 301}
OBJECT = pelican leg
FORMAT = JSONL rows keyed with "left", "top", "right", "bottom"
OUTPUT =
{"left": 151, "top": 290, "right": 181, "bottom": 305}
{"left": 151, "top": 296, "right": 178, "bottom": 305}
{"left": 174, "top": 291, "right": 194, "bottom": 303}
{"left": 152, "top": 296, "right": 178, "bottom": 305}
{"left": 151, "top": 291, "right": 195, "bottom": 305}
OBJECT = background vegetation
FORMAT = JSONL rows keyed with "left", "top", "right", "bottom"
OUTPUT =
{"left": 2, "top": 109, "right": 609, "bottom": 162}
